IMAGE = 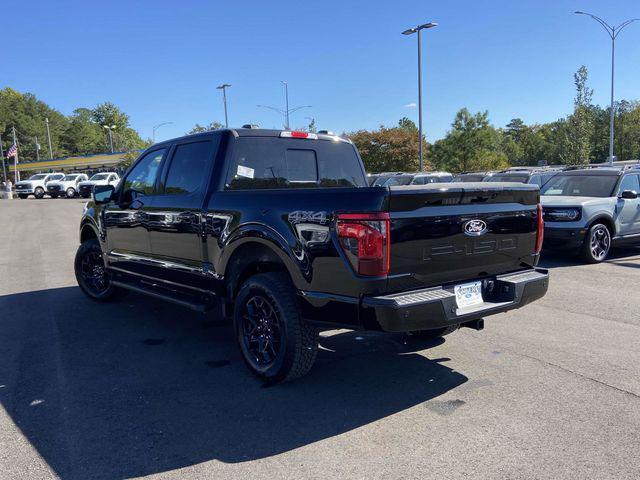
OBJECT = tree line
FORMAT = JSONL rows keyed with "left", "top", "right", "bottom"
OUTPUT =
{"left": 348, "top": 66, "right": 640, "bottom": 173}
{"left": 0, "top": 87, "right": 148, "bottom": 162}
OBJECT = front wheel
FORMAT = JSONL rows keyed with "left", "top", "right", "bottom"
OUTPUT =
{"left": 74, "top": 238, "right": 120, "bottom": 301}
{"left": 34, "top": 187, "right": 45, "bottom": 199}
{"left": 18, "top": 194, "right": 28, "bottom": 199}
{"left": 581, "top": 223, "right": 611, "bottom": 263}
{"left": 234, "top": 272, "right": 318, "bottom": 384}
{"left": 50, "top": 194, "right": 59, "bottom": 199}
{"left": 66, "top": 187, "right": 76, "bottom": 198}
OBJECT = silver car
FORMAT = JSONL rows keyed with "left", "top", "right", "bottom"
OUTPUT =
{"left": 541, "top": 167, "right": 640, "bottom": 262}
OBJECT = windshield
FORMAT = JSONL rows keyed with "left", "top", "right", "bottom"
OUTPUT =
{"left": 63, "top": 174, "right": 79, "bottom": 181}
{"left": 540, "top": 174, "right": 618, "bottom": 197}
{"left": 484, "top": 174, "right": 529, "bottom": 183}
{"left": 90, "top": 173, "right": 109, "bottom": 180}
{"left": 28, "top": 174, "right": 47, "bottom": 180}
{"left": 384, "top": 175, "right": 414, "bottom": 186}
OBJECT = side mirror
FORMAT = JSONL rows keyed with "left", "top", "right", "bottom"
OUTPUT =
{"left": 93, "top": 184, "right": 115, "bottom": 204}
{"left": 620, "top": 190, "right": 638, "bottom": 200}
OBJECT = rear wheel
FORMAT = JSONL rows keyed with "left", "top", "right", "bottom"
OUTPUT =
{"left": 66, "top": 187, "right": 76, "bottom": 198}
{"left": 581, "top": 223, "right": 611, "bottom": 263}
{"left": 74, "top": 238, "right": 121, "bottom": 301}
{"left": 234, "top": 272, "right": 318, "bottom": 384}
{"left": 50, "top": 194, "right": 59, "bottom": 199}
{"left": 34, "top": 187, "right": 45, "bottom": 199}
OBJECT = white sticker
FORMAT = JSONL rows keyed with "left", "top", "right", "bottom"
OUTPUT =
{"left": 237, "top": 165, "right": 255, "bottom": 179}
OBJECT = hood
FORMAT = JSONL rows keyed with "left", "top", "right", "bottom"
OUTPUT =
{"left": 15, "top": 181, "right": 32, "bottom": 187}
{"left": 78, "top": 179, "right": 108, "bottom": 186}
{"left": 541, "top": 195, "right": 614, "bottom": 207}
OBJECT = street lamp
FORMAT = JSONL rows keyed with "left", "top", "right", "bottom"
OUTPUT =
{"left": 216, "top": 83, "right": 232, "bottom": 127}
{"left": 152, "top": 122, "right": 173, "bottom": 143}
{"left": 575, "top": 11, "right": 639, "bottom": 166}
{"left": 402, "top": 21, "right": 438, "bottom": 172}
{"left": 281, "top": 81, "right": 290, "bottom": 129}
{"left": 103, "top": 125, "right": 116, "bottom": 153}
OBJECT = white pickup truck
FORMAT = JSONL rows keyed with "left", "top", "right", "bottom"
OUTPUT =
{"left": 46, "top": 173, "right": 89, "bottom": 198}
{"left": 77, "top": 172, "right": 120, "bottom": 198}
{"left": 14, "top": 173, "right": 65, "bottom": 199}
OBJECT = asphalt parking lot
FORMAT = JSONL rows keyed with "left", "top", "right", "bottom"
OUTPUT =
{"left": 1, "top": 198, "right": 639, "bottom": 480}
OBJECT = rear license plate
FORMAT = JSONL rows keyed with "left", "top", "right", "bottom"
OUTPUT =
{"left": 454, "top": 281, "right": 483, "bottom": 308}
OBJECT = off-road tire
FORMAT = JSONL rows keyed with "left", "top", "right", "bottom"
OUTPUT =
{"left": 581, "top": 223, "right": 611, "bottom": 263}
{"left": 234, "top": 272, "right": 319, "bottom": 384}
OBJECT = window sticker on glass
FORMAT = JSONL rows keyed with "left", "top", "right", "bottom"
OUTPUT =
{"left": 237, "top": 165, "right": 255, "bottom": 178}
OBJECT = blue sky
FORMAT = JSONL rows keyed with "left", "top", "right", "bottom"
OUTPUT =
{"left": 4, "top": 1, "right": 640, "bottom": 142}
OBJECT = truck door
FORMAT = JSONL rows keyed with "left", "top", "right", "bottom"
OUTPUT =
{"left": 616, "top": 174, "right": 640, "bottom": 236}
{"left": 104, "top": 147, "right": 166, "bottom": 275}
{"left": 145, "top": 135, "right": 220, "bottom": 288}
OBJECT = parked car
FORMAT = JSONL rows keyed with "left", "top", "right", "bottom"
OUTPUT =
{"left": 379, "top": 172, "right": 453, "bottom": 187}
{"left": 371, "top": 172, "right": 403, "bottom": 186}
{"left": 453, "top": 171, "right": 496, "bottom": 182}
{"left": 484, "top": 168, "right": 561, "bottom": 187}
{"left": 77, "top": 172, "right": 120, "bottom": 198}
{"left": 14, "top": 172, "right": 65, "bottom": 199}
{"left": 75, "top": 128, "right": 548, "bottom": 383}
{"left": 541, "top": 167, "right": 640, "bottom": 262}
{"left": 46, "top": 173, "right": 89, "bottom": 198}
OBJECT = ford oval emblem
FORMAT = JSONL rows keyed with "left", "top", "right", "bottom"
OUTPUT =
{"left": 463, "top": 219, "right": 488, "bottom": 236}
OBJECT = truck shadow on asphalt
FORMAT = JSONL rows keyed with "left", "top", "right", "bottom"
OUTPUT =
{"left": 0, "top": 286, "right": 467, "bottom": 480}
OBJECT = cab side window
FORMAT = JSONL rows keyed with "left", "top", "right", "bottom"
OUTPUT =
{"left": 618, "top": 175, "right": 639, "bottom": 195}
{"left": 163, "top": 141, "right": 215, "bottom": 195}
{"left": 121, "top": 149, "right": 166, "bottom": 201}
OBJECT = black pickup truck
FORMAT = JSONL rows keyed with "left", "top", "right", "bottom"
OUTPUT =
{"left": 75, "top": 128, "right": 549, "bottom": 383}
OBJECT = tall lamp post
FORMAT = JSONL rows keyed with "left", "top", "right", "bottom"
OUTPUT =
{"left": 216, "top": 83, "right": 232, "bottom": 127}
{"left": 402, "top": 22, "right": 437, "bottom": 172}
{"left": 152, "top": 122, "right": 173, "bottom": 143}
{"left": 257, "top": 82, "right": 311, "bottom": 130}
{"left": 575, "top": 11, "right": 639, "bottom": 166}
{"left": 104, "top": 125, "right": 116, "bottom": 153}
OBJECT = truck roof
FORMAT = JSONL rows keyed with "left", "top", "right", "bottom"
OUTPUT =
{"left": 153, "top": 128, "right": 350, "bottom": 146}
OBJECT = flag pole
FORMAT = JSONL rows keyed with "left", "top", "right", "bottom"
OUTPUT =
{"left": 12, "top": 126, "right": 19, "bottom": 183}
{"left": 0, "top": 133, "right": 7, "bottom": 186}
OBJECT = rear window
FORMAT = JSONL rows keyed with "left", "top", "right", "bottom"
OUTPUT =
{"left": 484, "top": 174, "right": 529, "bottom": 183}
{"left": 225, "top": 138, "right": 366, "bottom": 189}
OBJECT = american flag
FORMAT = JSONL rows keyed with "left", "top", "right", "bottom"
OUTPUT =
{"left": 6, "top": 143, "right": 17, "bottom": 158}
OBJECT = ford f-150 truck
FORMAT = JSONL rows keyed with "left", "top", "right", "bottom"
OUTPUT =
{"left": 75, "top": 128, "right": 549, "bottom": 383}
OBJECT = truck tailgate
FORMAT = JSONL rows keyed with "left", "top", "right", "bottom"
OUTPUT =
{"left": 386, "top": 182, "right": 540, "bottom": 292}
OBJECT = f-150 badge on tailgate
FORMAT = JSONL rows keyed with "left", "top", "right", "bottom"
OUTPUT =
{"left": 463, "top": 219, "right": 488, "bottom": 236}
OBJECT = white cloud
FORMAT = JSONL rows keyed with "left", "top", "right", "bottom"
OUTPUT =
{"left": 404, "top": 102, "right": 417, "bottom": 108}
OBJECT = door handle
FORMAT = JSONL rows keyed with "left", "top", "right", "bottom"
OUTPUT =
{"left": 178, "top": 212, "right": 199, "bottom": 224}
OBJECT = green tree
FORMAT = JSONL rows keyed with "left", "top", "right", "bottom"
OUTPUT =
{"left": 563, "top": 66, "right": 593, "bottom": 165}
{"left": 346, "top": 119, "right": 426, "bottom": 172}
{"left": 187, "top": 121, "right": 224, "bottom": 135}
{"left": 91, "top": 102, "right": 130, "bottom": 130}
{"left": 61, "top": 108, "right": 105, "bottom": 155}
{"left": 430, "top": 108, "right": 509, "bottom": 173}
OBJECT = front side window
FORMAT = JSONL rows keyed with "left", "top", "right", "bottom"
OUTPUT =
{"left": 541, "top": 174, "right": 618, "bottom": 198}
{"left": 617, "top": 175, "right": 639, "bottom": 195}
{"left": 164, "top": 141, "right": 214, "bottom": 195}
{"left": 29, "top": 174, "right": 47, "bottom": 180}
{"left": 122, "top": 149, "right": 166, "bottom": 199}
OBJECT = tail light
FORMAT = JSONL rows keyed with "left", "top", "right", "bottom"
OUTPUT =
{"left": 535, "top": 203, "right": 544, "bottom": 254}
{"left": 336, "top": 212, "right": 390, "bottom": 276}
{"left": 280, "top": 131, "right": 318, "bottom": 139}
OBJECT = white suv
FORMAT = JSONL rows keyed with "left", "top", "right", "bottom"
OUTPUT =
{"left": 14, "top": 173, "right": 65, "bottom": 199}
{"left": 46, "top": 173, "right": 89, "bottom": 198}
{"left": 77, "top": 172, "right": 120, "bottom": 198}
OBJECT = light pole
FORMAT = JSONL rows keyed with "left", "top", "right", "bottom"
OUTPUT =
{"left": 402, "top": 22, "right": 437, "bottom": 172}
{"left": 216, "top": 83, "right": 232, "bottom": 127}
{"left": 575, "top": 11, "right": 639, "bottom": 166}
{"left": 152, "top": 122, "right": 173, "bottom": 143}
{"left": 104, "top": 125, "right": 116, "bottom": 153}
{"left": 45, "top": 117, "right": 53, "bottom": 159}
{"left": 281, "top": 81, "right": 290, "bottom": 129}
